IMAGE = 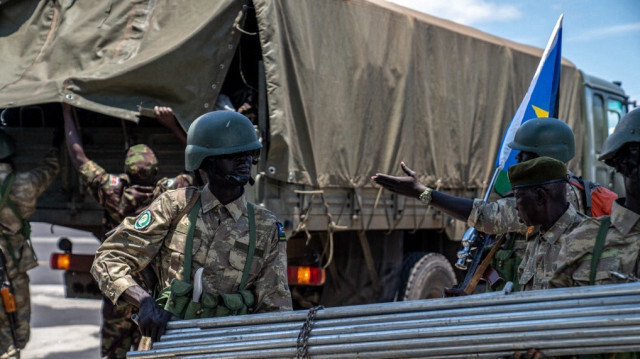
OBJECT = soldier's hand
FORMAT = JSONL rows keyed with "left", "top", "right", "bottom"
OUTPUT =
{"left": 154, "top": 106, "right": 177, "bottom": 127}
{"left": 370, "top": 162, "right": 427, "bottom": 198}
{"left": 137, "top": 296, "right": 174, "bottom": 342}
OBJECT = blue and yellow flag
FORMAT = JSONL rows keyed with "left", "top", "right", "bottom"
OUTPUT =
{"left": 494, "top": 14, "right": 564, "bottom": 196}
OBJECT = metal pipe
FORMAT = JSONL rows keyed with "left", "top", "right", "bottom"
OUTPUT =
{"left": 161, "top": 335, "right": 640, "bottom": 359}
{"left": 155, "top": 303, "right": 640, "bottom": 349}
{"left": 128, "top": 317, "right": 640, "bottom": 358}
{"left": 166, "top": 282, "right": 640, "bottom": 330}
{"left": 164, "top": 294, "right": 640, "bottom": 339}
{"left": 162, "top": 295, "right": 640, "bottom": 341}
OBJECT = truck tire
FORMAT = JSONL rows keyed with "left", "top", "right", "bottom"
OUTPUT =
{"left": 400, "top": 252, "right": 457, "bottom": 300}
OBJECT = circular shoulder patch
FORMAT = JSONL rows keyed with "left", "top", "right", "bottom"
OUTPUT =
{"left": 134, "top": 210, "right": 153, "bottom": 230}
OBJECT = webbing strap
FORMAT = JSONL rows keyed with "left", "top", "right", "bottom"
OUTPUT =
{"left": 240, "top": 202, "right": 257, "bottom": 290}
{"left": 590, "top": 216, "right": 611, "bottom": 285}
{"left": 0, "top": 173, "right": 15, "bottom": 210}
{"left": 183, "top": 194, "right": 202, "bottom": 281}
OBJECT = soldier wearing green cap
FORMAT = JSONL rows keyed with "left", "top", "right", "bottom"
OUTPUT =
{"left": 372, "top": 117, "right": 614, "bottom": 290}
{"left": 548, "top": 108, "right": 640, "bottom": 288}
{"left": 91, "top": 111, "right": 292, "bottom": 345}
{"left": 63, "top": 104, "right": 192, "bottom": 359}
{"left": 0, "top": 127, "right": 60, "bottom": 359}
{"left": 505, "top": 156, "right": 590, "bottom": 290}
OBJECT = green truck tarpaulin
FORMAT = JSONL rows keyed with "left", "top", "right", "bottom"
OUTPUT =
{"left": 0, "top": 0, "right": 585, "bottom": 189}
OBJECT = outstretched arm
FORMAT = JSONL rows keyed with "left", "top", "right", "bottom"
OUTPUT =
{"left": 62, "top": 103, "right": 89, "bottom": 170}
{"left": 154, "top": 106, "right": 187, "bottom": 146}
{"left": 371, "top": 162, "right": 473, "bottom": 222}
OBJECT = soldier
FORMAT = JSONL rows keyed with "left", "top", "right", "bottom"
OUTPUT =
{"left": 0, "top": 129, "right": 60, "bottom": 358}
{"left": 506, "top": 157, "right": 588, "bottom": 290}
{"left": 91, "top": 111, "right": 292, "bottom": 343}
{"left": 549, "top": 107, "right": 640, "bottom": 287}
{"left": 62, "top": 103, "right": 191, "bottom": 358}
{"left": 371, "top": 117, "right": 613, "bottom": 289}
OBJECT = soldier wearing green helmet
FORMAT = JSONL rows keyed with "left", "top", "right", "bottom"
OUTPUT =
{"left": 91, "top": 111, "right": 292, "bottom": 345}
{"left": 0, "top": 127, "right": 60, "bottom": 358}
{"left": 546, "top": 108, "right": 640, "bottom": 290}
{"left": 372, "top": 117, "right": 614, "bottom": 291}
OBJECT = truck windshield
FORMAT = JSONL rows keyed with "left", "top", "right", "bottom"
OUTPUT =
{"left": 607, "top": 99, "right": 625, "bottom": 135}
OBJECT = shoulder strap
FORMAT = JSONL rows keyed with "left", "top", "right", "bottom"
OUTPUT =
{"left": 568, "top": 176, "right": 593, "bottom": 216}
{"left": 0, "top": 173, "right": 15, "bottom": 210}
{"left": 240, "top": 202, "right": 257, "bottom": 290}
{"left": 181, "top": 190, "right": 202, "bottom": 281}
{"left": 171, "top": 189, "right": 200, "bottom": 228}
{"left": 589, "top": 216, "right": 611, "bottom": 285}
{"left": 582, "top": 179, "right": 595, "bottom": 217}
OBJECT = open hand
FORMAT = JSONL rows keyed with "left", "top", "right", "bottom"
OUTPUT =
{"left": 370, "top": 162, "right": 427, "bottom": 198}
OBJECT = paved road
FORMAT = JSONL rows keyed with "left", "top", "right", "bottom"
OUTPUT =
{"left": 22, "top": 223, "right": 102, "bottom": 359}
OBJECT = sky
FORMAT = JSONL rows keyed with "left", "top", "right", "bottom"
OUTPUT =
{"left": 387, "top": 0, "right": 640, "bottom": 108}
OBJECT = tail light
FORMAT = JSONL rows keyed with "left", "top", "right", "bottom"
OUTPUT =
{"left": 49, "top": 253, "right": 94, "bottom": 272}
{"left": 287, "top": 265, "right": 326, "bottom": 286}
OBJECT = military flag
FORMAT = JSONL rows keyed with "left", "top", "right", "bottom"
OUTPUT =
{"left": 493, "top": 14, "right": 564, "bottom": 195}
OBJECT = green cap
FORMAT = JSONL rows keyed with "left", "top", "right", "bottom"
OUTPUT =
{"left": 124, "top": 144, "right": 159, "bottom": 182}
{"left": 508, "top": 156, "right": 567, "bottom": 189}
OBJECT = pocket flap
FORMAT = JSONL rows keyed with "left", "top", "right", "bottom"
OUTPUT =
{"left": 220, "top": 293, "right": 244, "bottom": 310}
{"left": 238, "top": 290, "right": 255, "bottom": 307}
{"left": 170, "top": 279, "right": 193, "bottom": 296}
{"left": 201, "top": 292, "right": 219, "bottom": 308}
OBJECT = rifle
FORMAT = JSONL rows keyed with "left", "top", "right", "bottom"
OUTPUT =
{"left": 0, "top": 251, "right": 19, "bottom": 348}
{"left": 446, "top": 230, "right": 505, "bottom": 296}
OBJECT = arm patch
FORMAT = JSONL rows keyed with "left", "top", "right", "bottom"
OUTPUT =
{"left": 276, "top": 222, "right": 287, "bottom": 241}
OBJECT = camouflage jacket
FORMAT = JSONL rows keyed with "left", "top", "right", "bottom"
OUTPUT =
{"left": 468, "top": 180, "right": 585, "bottom": 235}
{"left": 79, "top": 160, "right": 192, "bottom": 237}
{"left": 550, "top": 199, "right": 640, "bottom": 287}
{"left": 0, "top": 148, "right": 59, "bottom": 277}
{"left": 517, "top": 204, "right": 588, "bottom": 291}
{"left": 91, "top": 186, "right": 293, "bottom": 313}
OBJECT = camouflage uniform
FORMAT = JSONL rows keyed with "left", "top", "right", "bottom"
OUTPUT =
{"left": 467, "top": 180, "right": 586, "bottom": 290}
{"left": 517, "top": 204, "right": 588, "bottom": 291}
{"left": 467, "top": 180, "right": 585, "bottom": 235}
{"left": 91, "top": 186, "right": 292, "bottom": 317}
{"left": 0, "top": 149, "right": 59, "bottom": 359}
{"left": 550, "top": 199, "right": 640, "bottom": 287}
{"left": 79, "top": 154, "right": 191, "bottom": 359}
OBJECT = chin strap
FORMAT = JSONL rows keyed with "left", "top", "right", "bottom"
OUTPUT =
{"left": 224, "top": 174, "right": 254, "bottom": 186}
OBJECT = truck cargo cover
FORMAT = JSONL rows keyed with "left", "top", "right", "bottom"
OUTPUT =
{"left": 0, "top": 0, "right": 585, "bottom": 189}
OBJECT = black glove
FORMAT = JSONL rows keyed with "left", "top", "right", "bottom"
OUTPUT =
{"left": 137, "top": 296, "right": 174, "bottom": 342}
{"left": 52, "top": 127, "right": 64, "bottom": 148}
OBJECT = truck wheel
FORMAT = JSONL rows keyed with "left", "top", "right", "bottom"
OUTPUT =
{"left": 400, "top": 252, "right": 457, "bottom": 300}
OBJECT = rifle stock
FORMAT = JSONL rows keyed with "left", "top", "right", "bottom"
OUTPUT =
{"left": 0, "top": 251, "right": 19, "bottom": 348}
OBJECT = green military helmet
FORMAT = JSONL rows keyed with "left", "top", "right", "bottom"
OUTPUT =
{"left": 0, "top": 130, "right": 16, "bottom": 160}
{"left": 508, "top": 117, "right": 575, "bottom": 163}
{"left": 185, "top": 111, "right": 262, "bottom": 171}
{"left": 599, "top": 107, "right": 640, "bottom": 162}
{"left": 124, "top": 144, "right": 159, "bottom": 183}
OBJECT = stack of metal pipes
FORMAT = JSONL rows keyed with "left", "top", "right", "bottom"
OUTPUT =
{"left": 128, "top": 282, "right": 640, "bottom": 358}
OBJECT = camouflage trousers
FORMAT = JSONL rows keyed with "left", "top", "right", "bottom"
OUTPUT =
{"left": 0, "top": 273, "right": 31, "bottom": 359}
{"left": 101, "top": 297, "right": 141, "bottom": 359}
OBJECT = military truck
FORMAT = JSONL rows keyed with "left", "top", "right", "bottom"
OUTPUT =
{"left": 0, "top": 0, "right": 630, "bottom": 307}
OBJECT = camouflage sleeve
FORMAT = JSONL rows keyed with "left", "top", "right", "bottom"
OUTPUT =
{"left": 91, "top": 191, "right": 178, "bottom": 304}
{"left": 154, "top": 173, "right": 194, "bottom": 198}
{"left": 23, "top": 148, "right": 60, "bottom": 197}
{"left": 467, "top": 197, "right": 528, "bottom": 235}
{"left": 252, "top": 223, "right": 293, "bottom": 313}
{"left": 78, "top": 160, "right": 121, "bottom": 207}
